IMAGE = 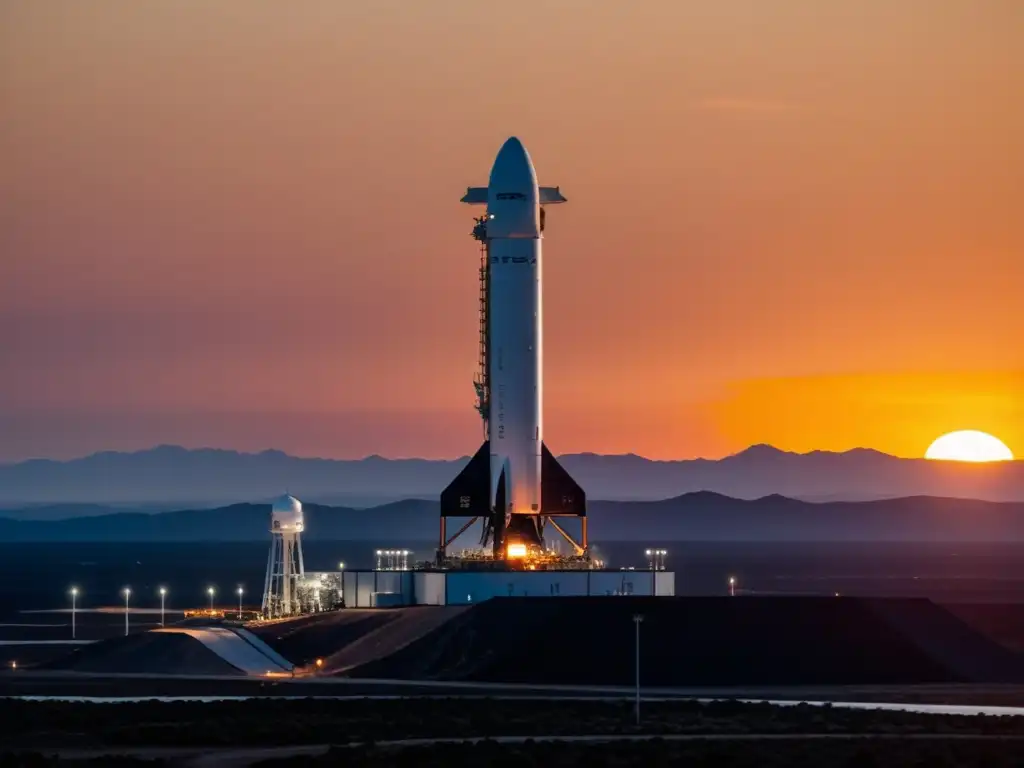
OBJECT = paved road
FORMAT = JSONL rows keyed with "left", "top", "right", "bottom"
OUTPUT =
{"left": 6, "top": 670, "right": 1024, "bottom": 706}
{"left": 29, "top": 733, "right": 1024, "bottom": 768}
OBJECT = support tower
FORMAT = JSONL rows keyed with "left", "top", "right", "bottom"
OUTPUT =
{"left": 261, "top": 494, "right": 307, "bottom": 618}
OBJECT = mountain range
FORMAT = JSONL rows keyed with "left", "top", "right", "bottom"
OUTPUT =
{"left": 1, "top": 493, "right": 1023, "bottom": 543}
{"left": 2, "top": 444, "right": 1023, "bottom": 509}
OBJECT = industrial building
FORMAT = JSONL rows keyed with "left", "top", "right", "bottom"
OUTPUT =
{"left": 341, "top": 568, "right": 676, "bottom": 607}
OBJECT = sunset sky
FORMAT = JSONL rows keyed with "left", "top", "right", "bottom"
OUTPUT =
{"left": 1, "top": 0, "right": 1022, "bottom": 462}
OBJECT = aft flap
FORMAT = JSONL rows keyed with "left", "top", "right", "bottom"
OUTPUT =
{"left": 541, "top": 442, "right": 586, "bottom": 516}
{"left": 440, "top": 441, "right": 491, "bottom": 517}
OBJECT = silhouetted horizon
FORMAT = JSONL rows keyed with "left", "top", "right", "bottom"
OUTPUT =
{"left": 4, "top": 493, "right": 1024, "bottom": 543}
{"left": 3, "top": 444, "right": 1024, "bottom": 508}
{"left": 0, "top": 441, "right": 968, "bottom": 467}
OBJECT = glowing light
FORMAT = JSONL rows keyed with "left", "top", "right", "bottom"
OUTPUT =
{"left": 506, "top": 543, "right": 528, "bottom": 558}
{"left": 925, "top": 431, "right": 1013, "bottom": 462}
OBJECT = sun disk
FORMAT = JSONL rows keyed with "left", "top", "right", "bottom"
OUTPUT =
{"left": 925, "top": 430, "right": 1013, "bottom": 463}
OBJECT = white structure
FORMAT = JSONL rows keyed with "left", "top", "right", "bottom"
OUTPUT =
{"left": 295, "top": 571, "right": 343, "bottom": 614}
{"left": 375, "top": 549, "right": 412, "bottom": 571}
{"left": 261, "top": 494, "right": 306, "bottom": 618}
{"left": 483, "top": 137, "right": 547, "bottom": 518}
{"left": 441, "top": 138, "right": 587, "bottom": 560}
{"left": 339, "top": 569, "right": 676, "bottom": 608}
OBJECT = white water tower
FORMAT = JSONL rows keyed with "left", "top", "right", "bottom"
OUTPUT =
{"left": 261, "top": 494, "right": 306, "bottom": 618}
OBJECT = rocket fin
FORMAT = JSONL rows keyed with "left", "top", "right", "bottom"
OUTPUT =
{"left": 540, "top": 442, "right": 586, "bottom": 517}
{"left": 440, "top": 441, "right": 491, "bottom": 518}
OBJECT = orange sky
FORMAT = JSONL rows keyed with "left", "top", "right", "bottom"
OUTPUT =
{"left": 1, "top": 0, "right": 1022, "bottom": 461}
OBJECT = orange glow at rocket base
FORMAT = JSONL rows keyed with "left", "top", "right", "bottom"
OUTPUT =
{"left": 506, "top": 543, "right": 528, "bottom": 559}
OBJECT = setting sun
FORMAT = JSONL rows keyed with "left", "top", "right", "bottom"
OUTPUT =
{"left": 925, "top": 431, "right": 1014, "bottom": 463}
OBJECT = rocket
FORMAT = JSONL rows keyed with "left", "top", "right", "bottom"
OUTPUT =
{"left": 440, "top": 137, "right": 587, "bottom": 561}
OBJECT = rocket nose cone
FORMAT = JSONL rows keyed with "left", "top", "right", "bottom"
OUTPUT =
{"left": 488, "top": 136, "right": 538, "bottom": 197}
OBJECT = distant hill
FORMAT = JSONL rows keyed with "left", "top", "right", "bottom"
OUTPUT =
{"left": 2, "top": 444, "right": 1024, "bottom": 508}
{"left": 2, "top": 493, "right": 1024, "bottom": 542}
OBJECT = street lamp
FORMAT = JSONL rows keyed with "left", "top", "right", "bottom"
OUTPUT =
{"left": 632, "top": 614, "right": 644, "bottom": 726}
{"left": 123, "top": 588, "right": 131, "bottom": 636}
{"left": 237, "top": 586, "right": 244, "bottom": 619}
{"left": 158, "top": 587, "right": 167, "bottom": 627}
{"left": 207, "top": 586, "right": 216, "bottom": 613}
{"left": 69, "top": 587, "right": 78, "bottom": 640}
{"left": 728, "top": 576, "right": 736, "bottom": 597}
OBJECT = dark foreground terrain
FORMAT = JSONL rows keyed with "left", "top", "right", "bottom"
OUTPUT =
{"left": 248, "top": 597, "right": 1024, "bottom": 687}
{"left": 3, "top": 697, "right": 1024, "bottom": 747}
{"left": 254, "top": 738, "right": 1024, "bottom": 768}
{"left": 34, "top": 596, "right": 1024, "bottom": 688}
{"left": 3, "top": 700, "right": 1024, "bottom": 766}
{"left": 947, "top": 603, "right": 1024, "bottom": 653}
{"left": 5, "top": 739, "right": 1024, "bottom": 768}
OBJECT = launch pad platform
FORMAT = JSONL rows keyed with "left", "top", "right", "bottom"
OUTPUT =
{"left": 437, "top": 544, "right": 600, "bottom": 572}
{"left": 342, "top": 566, "right": 675, "bottom": 607}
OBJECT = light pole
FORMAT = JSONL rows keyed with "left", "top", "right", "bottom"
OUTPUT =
{"left": 632, "top": 614, "right": 644, "bottom": 726}
{"left": 207, "top": 586, "right": 216, "bottom": 614}
{"left": 728, "top": 576, "right": 736, "bottom": 597}
{"left": 338, "top": 562, "right": 346, "bottom": 605}
{"left": 159, "top": 587, "right": 167, "bottom": 627}
{"left": 69, "top": 587, "right": 78, "bottom": 639}
{"left": 123, "top": 588, "right": 131, "bottom": 636}
{"left": 237, "top": 586, "right": 244, "bottom": 619}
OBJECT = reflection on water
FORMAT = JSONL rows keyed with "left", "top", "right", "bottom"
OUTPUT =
{"left": 733, "top": 699, "right": 1024, "bottom": 717}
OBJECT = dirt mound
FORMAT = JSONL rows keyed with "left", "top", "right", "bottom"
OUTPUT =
{"left": 944, "top": 603, "right": 1024, "bottom": 653}
{"left": 349, "top": 596, "right": 1024, "bottom": 687}
{"left": 251, "top": 607, "right": 466, "bottom": 672}
{"left": 323, "top": 606, "right": 466, "bottom": 673}
{"left": 865, "top": 599, "right": 1024, "bottom": 683}
{"left": 42, "top": 631, "right": 244, "bottom": 676}
{"left": 250, "top": 610, "right": 398, "bottom": 665}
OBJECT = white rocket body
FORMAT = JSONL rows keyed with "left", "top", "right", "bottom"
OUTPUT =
{"left": 440, "top": 136, "right": 585, "bottom": 558}
{"left": 486, "top": 138, "right": 543, "bottom": 516}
